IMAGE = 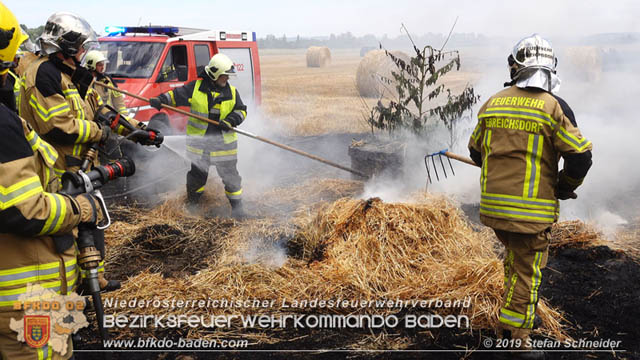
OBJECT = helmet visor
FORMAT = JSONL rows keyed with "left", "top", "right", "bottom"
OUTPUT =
{"left": 224, "top": 64, "right": 237, "bottom": 77}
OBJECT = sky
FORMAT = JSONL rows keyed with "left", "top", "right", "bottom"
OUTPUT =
{"left": 6, "top": 0, "right": 640, "bottom": 39}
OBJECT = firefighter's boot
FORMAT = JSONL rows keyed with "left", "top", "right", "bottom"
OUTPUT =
{"left": 186, "top": 190, "right": 203, "bottom": 214}
{"left": 500, "top": 325, "right": 545, "bottom": 360}
{"left": 230, "top": 199, "right": 246, "bottom": 220}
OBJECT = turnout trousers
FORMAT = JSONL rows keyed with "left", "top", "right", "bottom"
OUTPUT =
{"left": 186, "top": 154, "right": 242, "bottom": 204}
{"left": 494, "top": 228, "right": 551, "bottom": 330}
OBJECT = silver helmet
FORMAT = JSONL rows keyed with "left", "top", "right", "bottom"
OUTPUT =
{"left": 508, "top": 34, "right": 561, "bottom": 93}
{"left": 37, "top": 12, "right": 97, "bottom": 57}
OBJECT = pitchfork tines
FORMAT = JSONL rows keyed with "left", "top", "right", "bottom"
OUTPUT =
{"left": 424, "top": 149, "right": 455, "bottom": 184}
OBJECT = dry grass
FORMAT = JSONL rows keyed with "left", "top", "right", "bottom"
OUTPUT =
{"left": 104, "top": 181, "right": 581, "bottom": 344}
{"left": 550, "top": 220, "right": 605, "bottom": 249}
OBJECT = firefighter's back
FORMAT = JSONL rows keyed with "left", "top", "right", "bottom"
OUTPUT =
{"left": 471, "top": 85, "right": 591, "bottom": 234}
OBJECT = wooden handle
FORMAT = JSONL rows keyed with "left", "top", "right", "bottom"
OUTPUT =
{"left": 94, "top": 81, "right": 370, "bottom": 179}
{"left": 444, "top": 151, "right": 479, "bottom": 167}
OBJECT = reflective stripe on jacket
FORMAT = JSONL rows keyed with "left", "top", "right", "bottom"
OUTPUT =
{"left": 20, "top": 56, "right": 103, "bottom": 173}
{"left": 8, "top": 70, "right": 20, "bottom": 113}
{"left": 0, "top": 111, "right": 83, "bottom": 310}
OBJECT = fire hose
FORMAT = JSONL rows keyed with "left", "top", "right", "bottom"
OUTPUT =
{"left": 60, "top": 157, "right": 136, "bottom": 345}
{"left": 93, "top": 82, "right": 369, "bottom": 179}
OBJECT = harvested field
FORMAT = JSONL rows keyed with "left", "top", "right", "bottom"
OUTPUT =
{"left": 259, "top": 49, "right": 480, "bottom": 136}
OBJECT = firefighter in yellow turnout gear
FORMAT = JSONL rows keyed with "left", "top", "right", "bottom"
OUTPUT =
{"left": 0, "top": 4, "right": 103, "bottom": 359}
{"left": 468, "top": 34, "right": 592, "bottom": 359}
{"left": 150, "top": 53, "right": 247, "bottom": 218}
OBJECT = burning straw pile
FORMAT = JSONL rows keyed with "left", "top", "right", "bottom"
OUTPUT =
{"left": 104, "top": 181, "right": 569, "bottom": 343}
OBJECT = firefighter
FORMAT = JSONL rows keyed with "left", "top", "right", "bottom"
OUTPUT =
{"left": 19, "top": 12, "right": 161, "bottom": 292}
{"left": 84, "top": 49, "right": 128, "bottom": 116}
{"left": 0, "top": 3, "right": 103, "bottom": 359}
{"left": 468, "top": 34, "right": 592, "bottom": 359}
{"left": 149, "top": 53, "right": 247, "bottom": 218}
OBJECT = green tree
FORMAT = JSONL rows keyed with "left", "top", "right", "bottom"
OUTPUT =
{"left": 367, "top": 36, "right": 480, "bottom": 146}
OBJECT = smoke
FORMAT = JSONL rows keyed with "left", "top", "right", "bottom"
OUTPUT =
{"left": 242, "top": 237, "right": 288, "bottom": 268}
{"left": 556, "top": 66, "right": 640, "bottom": 233}
{"left": 116, "top": 39, "right": 640, "bottom": 244}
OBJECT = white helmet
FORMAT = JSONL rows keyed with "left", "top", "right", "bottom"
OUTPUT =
{"left": 37, "top": 12, "right": 98, "bottom": 56}
{"left": 508, "top": 34, "right": 561, "bottom": 93}
{"left": 84, "top": 49, "right": 108, "bottom": 71}
{"left": 204, "top": 53, "right": 236, "bottom": 81}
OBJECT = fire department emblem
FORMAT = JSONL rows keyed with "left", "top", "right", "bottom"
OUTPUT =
{"left": 24, "top": 315, "right": 50, "bottom": 348}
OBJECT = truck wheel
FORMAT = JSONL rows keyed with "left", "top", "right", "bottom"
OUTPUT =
{"left": 148, "top": 113, "right": 173, "bottom": 136}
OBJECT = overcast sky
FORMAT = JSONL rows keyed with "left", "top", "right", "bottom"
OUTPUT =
{"left": 6, "top": 0, "right": 640, "bottom": 39}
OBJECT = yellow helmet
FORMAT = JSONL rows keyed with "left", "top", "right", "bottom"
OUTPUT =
{"left": 84, "top": 49, "right": 108, "bottom": 71}
{"left": 204, "top": 53, "right": 236, "bottom": 81}
{"left": 0, "top": 2, "right": 23, "bottom": 74}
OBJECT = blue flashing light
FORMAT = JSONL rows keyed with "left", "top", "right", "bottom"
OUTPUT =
{"left": 252, "top": 32, "right": 256, "bottom": 42}
{"left": 105, "top": 26, "right": 126, "bottom": 35}
{"left": 104, "top": 26, "right": 181, "bottom": 37}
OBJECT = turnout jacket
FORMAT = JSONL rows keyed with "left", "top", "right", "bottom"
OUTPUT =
{"left": 468, "top": 86, "right": 592, "bottom": 234}
{"left": 159, "top": 74, "right": 247, "bottom": 162}
{"left": 90, "top": 74, "right": 147, "bottom": 138}
{"left": 92, "top": 74, "right": 127, "bottom": 116}
{"left": 0, "top": 105, "right": 92, "bottom": 309}
{"left": 20, "top": 56, "right": 145, "bottom": 174}
{"left": 20, "top": 55, "right": 104, "bottom": 175}
{"left": 0, "top": 70, "right": 18, "bottom": 113}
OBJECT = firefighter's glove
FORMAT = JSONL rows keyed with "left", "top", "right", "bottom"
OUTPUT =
{"left": 99, "top": 124, "right": 112, "bottom": 144}
{"left": 75, "top": 193, "right": 104, "bottom": 225}
{"left": 149, "top": 97, "right": 164, "bottom": 110}
{"left": 555, "top": 170, "right": 578, "bottom": 200}
{"left": 224, "top": 111, "right": 244, "bottom": 127}
{"left": 215, "top": 120, "right": 233, "bottom": 131}
{"left": 135, "top": 128, "right": 164, "bottom": 147}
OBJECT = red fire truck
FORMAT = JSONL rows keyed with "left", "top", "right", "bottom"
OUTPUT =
{"left": 98, "top": 26, "right": 261, "bottom": 134}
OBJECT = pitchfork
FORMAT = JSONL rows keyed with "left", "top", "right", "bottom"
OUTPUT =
{"left": 424, "top": 149, "right": 479, "bottom": 183}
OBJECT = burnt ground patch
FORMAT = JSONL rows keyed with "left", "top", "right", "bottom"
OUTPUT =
{"left": 107, "top": 222, "right": 232, "bottom": 279}
{"left": 540, "top": 245, "right": 640, "bottom": 359}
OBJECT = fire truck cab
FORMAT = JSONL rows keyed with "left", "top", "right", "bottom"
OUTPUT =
{"left": 98, "top": 26, "right": 261, "bottom": 134}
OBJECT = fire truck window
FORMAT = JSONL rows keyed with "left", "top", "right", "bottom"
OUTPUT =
{"left": 158, "top": 45, "right": 188, "bottom": 82}
{"left": 194, "top": 45, "right": 210, "bottom": 75}
{"left": 101, "top": 41, "right": 165, "bottom": 79}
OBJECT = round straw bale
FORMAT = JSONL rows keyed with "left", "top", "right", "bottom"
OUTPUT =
{"left": 562, "top": 46, "right": 603, "bottom": 82}
{"left": 306, "top": 46, "right": 331, "bottom": 68}
{"left": 356, "top": 49, "right": 410, "bottom": 98}
{"left": 360, "top": 46, "right": 376, "bottom": 57}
